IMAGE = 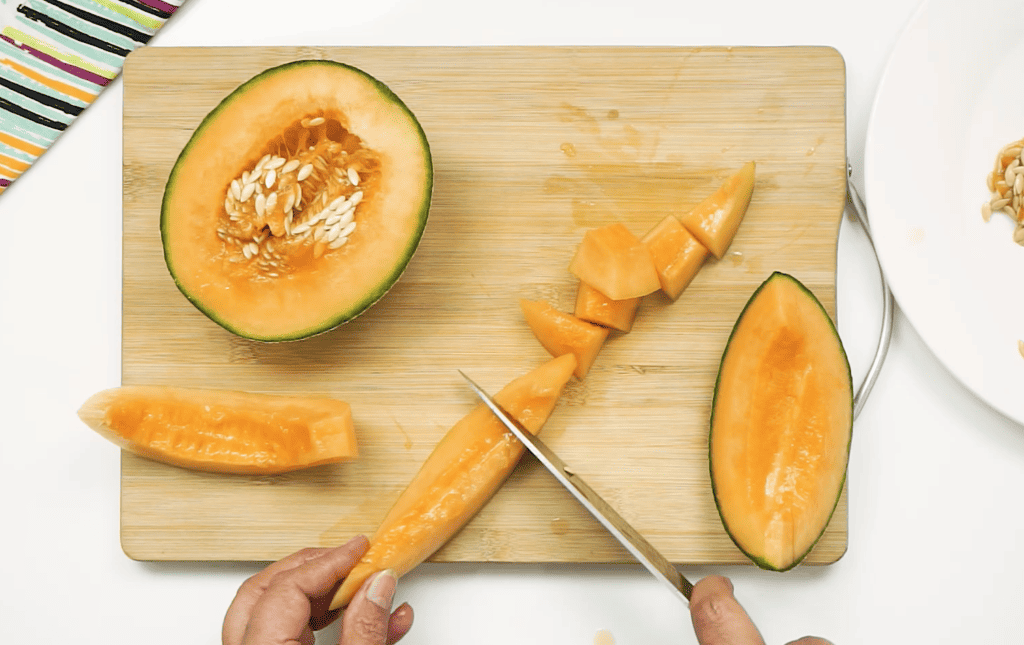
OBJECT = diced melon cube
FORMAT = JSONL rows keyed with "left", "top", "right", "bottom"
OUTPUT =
{"left": 680, "top": 161, "right": 756, "bottom": 258}
{"left": 641, "top": 215, "right": 710, "bottom": 300}
{"left": 568, "top": 223, "right": 661, "bottom": 300}
{"left": 520, "top": 299, "right": 609, "bottom": 379}
{"left": 574, "top": 281, "right": 640, "bottom": 332}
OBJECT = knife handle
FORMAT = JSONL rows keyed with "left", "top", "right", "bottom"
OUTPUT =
{"left": 563, "top": 469, "right": 693, "bottom": 600}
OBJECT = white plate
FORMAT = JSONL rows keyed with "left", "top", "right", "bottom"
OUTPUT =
{"left": 864, "top": 0, "right": 1024, "bottom": 425}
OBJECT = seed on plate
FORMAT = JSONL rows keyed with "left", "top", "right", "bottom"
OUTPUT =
{"left": 1014, "top": 226, "right": 1024, "bottom": 244}
{"left": 982, "top": 201, "right": 993, "bottom": 222}
{"left": 992, "top": 197, "right": 1010, "bottom": 210}
{"left": 1019, "top": 340, "right": 1024, "bottom": 359}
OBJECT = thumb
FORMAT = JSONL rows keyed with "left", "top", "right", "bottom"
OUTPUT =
{"left": 689, "top": 575, "right": 766, "bottom": 645}
{"left": 339, "top": 569, "right": 398, "bottom": 645}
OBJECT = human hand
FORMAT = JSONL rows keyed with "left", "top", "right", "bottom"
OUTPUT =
{"left": 223, "top": 535, "right": 413, "bottom": 645}
{"left": 689, "top": 575, "right": 832, "bottom": 645}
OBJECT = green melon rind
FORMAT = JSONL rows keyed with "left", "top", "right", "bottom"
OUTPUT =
{"left": 708, "top": 271, "right": 853, "bottom": 572}
{"left": 160, "top": 59, "right": 433, "bottom": 342}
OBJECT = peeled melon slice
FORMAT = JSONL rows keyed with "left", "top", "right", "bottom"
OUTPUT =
{"left": 710, "top": 272, "right": 852, "bottom": 571}
{"left": 77, "top": 386, "right": 358, "bottom": 475}
{"left": 329, "top": 354, "right": 576, "bottom": 609}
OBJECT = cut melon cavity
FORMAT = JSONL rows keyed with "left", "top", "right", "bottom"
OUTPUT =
{"left": 161, "top": 60, "right": 433, "bottom": 342}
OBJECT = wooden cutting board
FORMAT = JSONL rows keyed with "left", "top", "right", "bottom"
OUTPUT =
{"left": 121, "top": 46, "right": 847, "bottom": 564}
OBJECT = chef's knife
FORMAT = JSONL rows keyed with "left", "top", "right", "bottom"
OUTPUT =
{"left": 459, "top": 370, "right": 693, "bottom": 602}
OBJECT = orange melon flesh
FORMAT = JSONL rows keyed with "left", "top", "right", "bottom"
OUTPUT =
{"left": 77, "top": 386, "right": 358, "bottom": 475}
{"left": 520, "top": 299, "right": 610, "bottom": 378}
{"left": 568, "top": 223, "right": 661, "bottom": 300}
{"left": 641, "top": 215, "right": 710, "bottom": 300}
{"left": 680, "top": 161, "right": 756, "bottom": 258}
{"left": 574, "top": 281, "right": 640, "bottom": 332}
{"left": 329, "top": 353, "right": 577, "bottom": 610}
{"left": 710, "top": 272, "right": 852, "bottom": 571}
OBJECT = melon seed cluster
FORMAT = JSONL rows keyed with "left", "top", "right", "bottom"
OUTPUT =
{"left": 217, "top": 115, "right": 377, "bottom": 276}
{"left": 982, "top": 135, "right": 1024, "bottom": 246}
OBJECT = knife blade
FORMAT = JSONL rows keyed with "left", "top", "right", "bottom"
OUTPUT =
{"left": 459, "top": 370, "right": 693, "bottom": 602}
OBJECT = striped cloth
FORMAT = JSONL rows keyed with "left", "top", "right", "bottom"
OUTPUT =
{"left": 0, "top": 0, "right": 185, "bottom": 195}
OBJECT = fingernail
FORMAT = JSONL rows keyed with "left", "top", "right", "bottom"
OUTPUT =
{"left": 366, "top": 569, "right": 397, "bottom": 610}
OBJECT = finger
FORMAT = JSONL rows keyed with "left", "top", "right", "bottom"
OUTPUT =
{"left": 340, "top": 569, "right": 399, "bottom": 645}
{"left": 689, "top": 575, "right": 766, "bottom": 645}
{"left": 224, "top": 539, "right": 367, "bottom": 645}
{"left": 236, "top": 536, "right": 370, "bottom": 645}
{"left": 386, "top": 603, "right": 415, "bottom": 645}
{"left": 224, "top": 547, "right": 336, "bottom": 645}
{"left": 313, "top": 601, "right": 413, "bottom": 643}
{"left": 786, "top": 638, "right": 834, "bottom": 645}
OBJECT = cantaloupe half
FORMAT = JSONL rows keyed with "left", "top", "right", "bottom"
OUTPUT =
{"left": 710, "top": 272, "right": 852, "bottom": 571}
{"left": 568, "top": 223, "right": 661, "bottom": 300}
{"left": 573, "top": 281, "right": 640, "bottom": 333}
{"left": 329, "top": 353, "right": 576, "bottom": 610}
{"left": 162, "top": 60, "right": 433, "bottom": 341}
{"left": 680, "top": 161, "right": 755, "bottom": 258}
{"left": 641, "top": 215, "right": 710, "bottom": 300}
{"left": 520, "top": 299, "right": 609, "bottom": 378}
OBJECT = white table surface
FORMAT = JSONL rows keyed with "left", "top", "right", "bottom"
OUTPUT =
{"left": 6, "top": 1, "right": 1024, "bottom": 643}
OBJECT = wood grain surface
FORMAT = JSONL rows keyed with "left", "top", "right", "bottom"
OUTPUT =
{"left": 121, "top": 45, "right": 848, "bottom": 564}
